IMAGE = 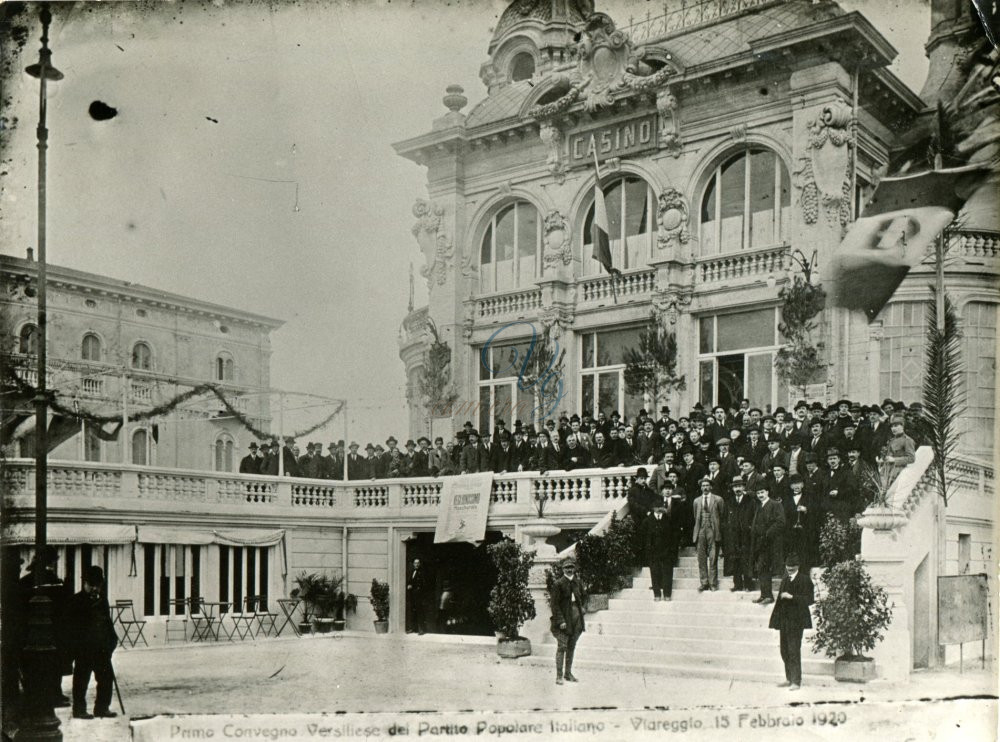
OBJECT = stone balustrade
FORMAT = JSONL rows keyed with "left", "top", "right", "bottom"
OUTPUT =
{"left": 948, "top": 229, "right": 1000, "bottom": 261}
{"left": 624, "top": 0, "right": 773, "bottom": 43}
{"left": 696, "top": 244, "right": 788, "bottom": 284}
{"left": 579, "top": 269, "right": 655, "bottom": 304}
{"left": 2, "top": 459, "right": 642, "bottom": 525}
{"left": 476, "top": 288, "right": 543, "bottom": 321}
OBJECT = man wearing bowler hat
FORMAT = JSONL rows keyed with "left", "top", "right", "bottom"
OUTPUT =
{"left": 769, "top": 554, "right": 815, "bottom": 690}
{"left": 239, "top": 442, "right": 262, "bottom": 474}
{"left": 68, "top": 566, "right": 118, "bottom": 719}
{"left": 550, "top": 556, "right": 586, "bottom": 684}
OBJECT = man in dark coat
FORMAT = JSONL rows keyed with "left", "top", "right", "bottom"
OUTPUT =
{"left": 406, "top": 559, "right": 431, "bottom": 634}
{"left": 590, "top": 431, "right": 617, "bottom": 468}
{"left": 561, "top": 436, "right": 592, "bottom": 471}
{"left": 459, "top": 431, "right": 488, "bottom": 474}
{"left": 724, "top": 477, "right": 757, "bottom": 592}
{"left": 549, "top": 556, "right": 586, "bottom": 684}
{"left": 68, "top": 566, "right": 118, "bottom": 719}
{"left": 823, "top": 449, "right": 861, "bottom": 519}
{"left": 489, "top": 431, "right": 516, "bottom": 473}
{"left": 626, "top": 468, "right": 659, "bottom": 523}
{"left": 261, "top": 440, "right": 279, "bottom": 475}
{"left": 239, "top": 442, "right": 262, "bottom": 474}
{"left": 643, "top": 497, "right": 680, "bottom": 601}
{"left": 346, "top": 442, "right": 367, "bottom": 480}
{"left": 751, "top": 486, "right": 785, "bottom": 605}
{"left": 769, "top": 554, "right": 815, "bottom": 689}
{"left": 784, "top": 475, "right": 818, "bottom": 569}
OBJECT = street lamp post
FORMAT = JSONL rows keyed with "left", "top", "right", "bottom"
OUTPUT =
{"left": 786, "top": 248, "right": 818, "bottom": 285}
{"left": 21, "top": 7, "right": 64, "bottom": 741}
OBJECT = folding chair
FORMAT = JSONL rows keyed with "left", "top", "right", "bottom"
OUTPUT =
{"left": 115, "top": 599, "right": 148, "bottom": 648}
{"left": 189, "top": 598, "right": 220, "bottom": 642}
{"left": 165, "top": 598, "right": 189, "bottom": 642}
{"left": 248, "top": 595, "right": 278, "bottom": 638}
{"left": 275, "top": 597, "right": 302, "bottom": 637}
{"left": 230, "top": 597, "right": 258, "bottom": 640}
{"left": 213, "top": 601, "right": 236, "bottom": 641}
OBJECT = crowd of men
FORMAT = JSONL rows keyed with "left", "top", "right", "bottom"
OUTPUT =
{"left": 240, "top": 397, "right": 924, "bottom": 487}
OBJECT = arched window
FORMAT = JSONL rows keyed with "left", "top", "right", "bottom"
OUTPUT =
{"left": 18, "top": 324, "right": 38, "bottom": 355}
{"left": 479, "top": 201, "right": 541, "bottom": 293}
{"left": 81, "top": 333, "right": 101, "bottom": 361}
{"left": 216, "top": 353, "right": 235, "bottom": 382}
{"left": 510, "top": 52, "right": 535, "bottom": 82}
{"left": 215, "top": 435, "right": 235, "bottom": 472}
{"left": 582, "top": 176, "right": 657, "bottom": 276}
{"left": 132, "top": 428, "right": 149, "bottom": 466}
{"left": 700, "top": 148, "right": 790, "bottom": 254}
{"left": 132, "top": 342, "right": 152, "bottom": 370}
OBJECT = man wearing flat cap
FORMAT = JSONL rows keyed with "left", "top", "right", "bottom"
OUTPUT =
{"left": 769, "top": 555, "right": 815, "bottom": 690}
{"left": 550, "top": 556, "right": 585, "bottom": 684}
{"left": 68, "top": 566, "right": 118, "bottom": 719}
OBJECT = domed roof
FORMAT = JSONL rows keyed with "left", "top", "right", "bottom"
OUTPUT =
{"left": 490, "top": 0, "right": 591, "bottom": 50}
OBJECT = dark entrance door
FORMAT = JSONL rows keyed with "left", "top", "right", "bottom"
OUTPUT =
{"left": 405, "top": 531, "right": 503, "bottom": 636}
{"left": 717, "top": 354, "right": 745, "bottom": 412}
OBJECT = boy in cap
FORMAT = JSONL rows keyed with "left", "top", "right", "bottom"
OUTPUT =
{"left": 550, "top": 557, "right": 585, "bottom": 684}
{"left": 68, "top": 566, "right": 118, "bottom": 719}
{"left": 769, "top": 555, "right": 815, "bottom": 690}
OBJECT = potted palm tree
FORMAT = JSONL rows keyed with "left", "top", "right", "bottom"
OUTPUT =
{"left": 330, "top": 575, "right": 358, "bottom": 631}
{"left": 810, "top": 558, "right": 893, "bottom": 682}
{"left": 292, "top": 572, "right": 337, "bottom": 633}
{"left": 370, "top": 579, "right": 390, "bottom": 634}
{"left": 487, "top": 540, "right": 536, "bottom": 658}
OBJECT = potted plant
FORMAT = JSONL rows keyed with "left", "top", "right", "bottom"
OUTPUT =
{"left": 370, "top": 578, "right": 390, "bottom": 634}
{"left": 855, "top": 460, "right": 908, "bottom": 531}
{"left": 329, "top": 574, "right": 358, "bottom": 631}
{"left": 292, "top": 572, "right": 336, "bottom": 633}
{"left": 487, "top": 540, "right": 536, "bottom": 658}
{"left": 576, "top": 513, "right": 636, "bottom": 612}
{"left": 810, "top": 558, "right": 893, "bottom": 682}
{"left": 290, "top": 572, "right": 323, "bottom": 634}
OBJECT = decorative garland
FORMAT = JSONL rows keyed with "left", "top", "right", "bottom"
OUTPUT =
{"left": 774, "top": 276, "right": 827, "bottom": 391}
{"left": 3, "top": 366, "right": 343, "bottom": 442}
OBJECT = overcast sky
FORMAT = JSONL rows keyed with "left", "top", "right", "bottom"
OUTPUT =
{"left": 1, "top": 0, "right": 929, "bottom": 444}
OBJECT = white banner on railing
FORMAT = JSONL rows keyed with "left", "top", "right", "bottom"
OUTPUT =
{"left": 434, "top": 472, "right": 493, "bottom": 545}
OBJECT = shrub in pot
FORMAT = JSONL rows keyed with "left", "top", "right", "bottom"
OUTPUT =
{"left": 293, "top": 572, "right": 337, "bottom": 633}
{"left": 370, "top": 579, "right": 390, "bottom": 634}
{"left": 576, "top": 514, "right": 636, "bottom": 611}
{"left": 487, "top": 540, "right": 536, "bottom": 658}
{"left": 818, "top": 513, "right": 862, "bottom": 568}
{"left": 810, "top": 558, "right": 893, "bottom": 682}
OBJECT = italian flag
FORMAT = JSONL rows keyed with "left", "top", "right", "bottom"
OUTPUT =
{"left": 591, "top": 180, "right": 615, "bottom": 275}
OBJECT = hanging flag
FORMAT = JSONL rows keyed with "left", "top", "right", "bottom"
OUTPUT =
{"left": 826, "top": 164, "right": 989, "bottom": 321}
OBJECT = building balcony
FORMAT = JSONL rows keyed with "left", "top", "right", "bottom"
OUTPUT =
{"left": 475, "top": 287, "right": 543, "bottom": 323}
{"left": 2, "top": 458, "right": 645, "bottom": 528}
{"left": 695, "top": 243, "right": 789, "bottom": 287}
{"left": 578, "top": 269, "right": 656, "bottom": 306}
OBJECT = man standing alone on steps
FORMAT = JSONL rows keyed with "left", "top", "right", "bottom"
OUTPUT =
{"left": 550, "top": 556, "right": 585, "bottom": 685}
{"left": 769, "top": 555, "right": 815, "bottom": 690}
{"left": 693, "top": 477, "right": 725, "bottom": 591}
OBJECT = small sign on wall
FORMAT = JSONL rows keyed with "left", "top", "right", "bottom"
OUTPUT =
{"left": 567, "top": 114, "right": 659, "bottom": 166}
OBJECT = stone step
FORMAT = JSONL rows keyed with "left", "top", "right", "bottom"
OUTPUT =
{"left": 609, "top": 595, "right": 781, "bottom": 611}
{"left": 593, "top": 608, "right": 778, "bottom": 627}
{"left": 618, "top": 581, "right": 782, "bottom": 596}
{"left": 587, "top": 621, "right": 779, "bottom": 641}
{"left": 530, "top": 643, "right": 835, "bottom": 679}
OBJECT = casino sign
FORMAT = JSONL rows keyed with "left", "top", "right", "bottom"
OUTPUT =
{"left": 567, "top": 114, "right": 659, "bottom": 166}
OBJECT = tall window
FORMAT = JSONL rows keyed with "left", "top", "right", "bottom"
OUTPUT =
{"left": 216, "top": 353, "right": 234, "bottom": 382}
{"left": 132, "top": 428, "right": 151, "bottom": 466}
{"left": 582, "top": 176, "right": 657, "bottom": 276}
{"left": 510, "top": 52, "right": 535, "bottom": 82}
{"left": 877, "top": 302, "right": 926, "bottom": 404}
{"left": 18, "top": 324, "right": 38, "bottom": 355}
{"left": 479, "top": 201, "right": 541, "bottom": 293}
{"left": 961, "top": 301, "right": 996, "bottom": 453}
{"left": 143, "top": 544, "right": 200, "bottom": 617}
{"left": 700, "top": 148, "right": 790, "bottom": 254}
{"left": 215, "top": 435, "right": 235, "bottom": 472}
{"left": 81, "top": 333, "right": 101, "bottom": 361}
{"left": 698, "top": 308, "right": 783, "bottom": 411}
{"left": 477, "top": 338, "right": 542, "bottom": 433}
{"left": 132, "top": 341, "right": 152, "bottom": 370}
{"left": 579, "top": 327, "right": 645, "bottom": 419}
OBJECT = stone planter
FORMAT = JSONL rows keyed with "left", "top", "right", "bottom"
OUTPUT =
{"left": 522, "top": 517, "right": 561, "bottom": 558}
{"left": 333, "top": 619, "right": 346, "bottom": 631}
{"left": 585, "top": 593, "right": 609, "bottom": 613}
{"left": 373, "top": 620, "right": 389, "bottom": 634}
{"left": 856, "top": 507, "right": 907, "bottom": 532}
{"left": 313, "top": 618, "right": 335, "bottom": 634}
{"left": 496, "top": 637, "right": 532, "bottom": 659}
{"left": 298, "top": 621, "right": 313, "bottom": 635}
{"left": 834, "top": 656, "right": 877, "bottom": 683}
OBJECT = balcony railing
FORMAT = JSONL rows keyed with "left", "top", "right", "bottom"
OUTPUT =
{"left": 947, "top": 229, "right": 1000, "bottom": 261}
{"left": 579, "top": 269, "right": 655, "bottom": 304}
{"left": 696, "top": 244, "right": 788, "bottom": 284}
{"left": 80, "top": 376, "right": 105, "bottom": 396}
{"left": 476, "top": 288, "right": 543, "bottom": 321}
{"left": 623, "top": 0, "right": 775, "bottom": 44}
{"left": 1, "top": 459, "right": 646, "bottom": 524}
{"left": 130, "top": 381, "right": 152, "bottom": 403}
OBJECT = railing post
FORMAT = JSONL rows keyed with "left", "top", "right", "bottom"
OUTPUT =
{"left": 275, "top": 479, "right": 292, "bottom": 508}
{"left": 120, "top": 469, "right": 138, "bottom": 498}
{"left": 516, "top": 475, "right": 533, "bottom": 510}
{"left": 387, "top": 482, "right": 403, "bottom": 517}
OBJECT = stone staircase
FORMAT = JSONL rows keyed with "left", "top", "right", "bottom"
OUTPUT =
{"left": 529, "top": 547, "right": 836, "bottom": 685}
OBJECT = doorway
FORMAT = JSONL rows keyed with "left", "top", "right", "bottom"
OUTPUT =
{"left": 405, "top": 531, "right": 504, "bottom": 636}
{"left": 717, "top": 354, "right": 745, "bottom": 411}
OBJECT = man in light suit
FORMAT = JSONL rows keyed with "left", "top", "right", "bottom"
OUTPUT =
{"left": 692, "top": 477, "right": 726, "bottom": 591}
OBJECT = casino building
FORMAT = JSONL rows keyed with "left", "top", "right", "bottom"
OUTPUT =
{"left": 394, "top": 0, "right": 998, "bottom": 461}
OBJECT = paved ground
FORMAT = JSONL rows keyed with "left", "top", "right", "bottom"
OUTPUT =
{"left": 40, "top": 632, "right": 998, "bottom": 741}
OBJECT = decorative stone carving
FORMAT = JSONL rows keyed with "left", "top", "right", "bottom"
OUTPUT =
{"left": 411, "top": 199, "right": 454, "bottom": 288}
{"left": 538, "top": 121, "right": 567, "bottom": 184}
{"left": 651, "top": 290, "right": 691, "bottom": 326}
{"left": 796, "top": 99, "right": 854, "bottom": 227}
{"left": 498, "top": 180, "right": 513, "bottom": 196}
{"left": 729, "top": 123, "right": 747, "bottom": 143}
{"left": 461, "top": 301, "right": 476, "bottom": 340}
{"left": 656, "top": 188, "right": 690, "bottom": 253}
{"left": 539, "top": 306, "right": 574, "bottom": 339}
{"left": 656, "top": 87, "right": 682, "bottom": 157}
{"left": 527, "top": 13, "right": 678, "bottom": 117}
{"left": 542, "top": 210, "right": 573, "bottom": 267}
